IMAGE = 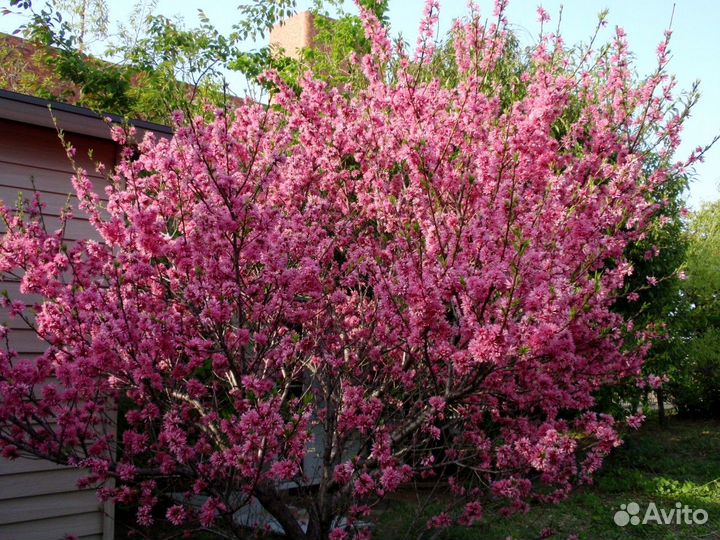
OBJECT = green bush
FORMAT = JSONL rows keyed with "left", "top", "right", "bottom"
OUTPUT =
{"left": 668, "top": 328, "right": 720, "bottom": 417}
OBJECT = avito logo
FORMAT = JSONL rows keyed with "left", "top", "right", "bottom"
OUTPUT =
{"left": 614, "top": 501, "right": 708, "bottom": 527}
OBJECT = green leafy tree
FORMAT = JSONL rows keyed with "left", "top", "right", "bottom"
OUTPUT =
{"left": 665, "top": 200, "right": 720, "bottom": 417}
{"left": 600, "top": 157, "right": 691, "bottom": 424}
{"left": 228, "top": 0, "right": 388, "bottom": 96}
{"left": 4, "top": 0, "right": 259, "bottom": 122}
{"left": 4, "top": 0, "right": 390, "bottom": 120}
{"left": 55, "top": 0, "right": 109, "bottom": 51}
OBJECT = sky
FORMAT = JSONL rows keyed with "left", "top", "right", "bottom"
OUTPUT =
{"left": 1, "top": 0, "right": 718, "bottom": 208}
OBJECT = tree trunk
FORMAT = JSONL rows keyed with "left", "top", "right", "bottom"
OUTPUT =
{"left": 656, "top": 387, "right": 667, "bottom": 427}
{"left": 255, "top": 486, "right": 308, "bottom": 540}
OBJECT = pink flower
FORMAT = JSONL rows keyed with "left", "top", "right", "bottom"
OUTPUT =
{"left": 269, "top": 460, "right": 299, "bottom": 481}
{"left": 428, "top": 396, "right": 446, "bottom": 411}
{"left": 537, "top": 6, "right": 551, "bottom": 23}
{"left": 353, "top": 474, "right": 375, "bottom": 497}
{"left": 427, "top": 512, "right": 452, "bottom": 529}
{"left": 199, "top": 498, "right": 225, "bottom": 528}
{"left": 329, "top": 528, "right": 348, "bottom": 540}
{"left": 166, "top": 504, "right": 186, "bottom": 526}
{"left": 137, "top": 505, "right": 154, "bottom": 527}
{"left": 459, "top": 501, "right": 483, "bottom": 525}
{"left": 116, "top": 463, "right": 137, "bottom": 481}
{"left": 7, "top": 300, "right": 25, "bottom": 318}
{"left": 333, "top": 462, "right": 354, "bottom": 484}
{"left": 1, "top": 445, "right": 18, "bottom": 459}
{"left": 647, "top": 374, "right": 664, "bottom": 389}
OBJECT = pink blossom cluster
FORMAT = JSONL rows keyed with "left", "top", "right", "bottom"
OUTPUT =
{"left": 0, "top": 1, "right": 693, "bottom": 538}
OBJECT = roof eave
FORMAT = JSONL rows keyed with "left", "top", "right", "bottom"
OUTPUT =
{"left": 0, "top": 89, "right": 173, "bottom": 140}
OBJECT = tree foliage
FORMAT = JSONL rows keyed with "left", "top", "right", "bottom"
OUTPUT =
{"left": 3, "top": 0, "right": 390, "bottom": 121}
{"left": 3, "top": 0, "right": 243, "bottom": 122}
{"left": 55, "top": 0, "right": 109, "bottom": 51}
{"left": 665, "top": 201, "right": 720, "bottom": 417}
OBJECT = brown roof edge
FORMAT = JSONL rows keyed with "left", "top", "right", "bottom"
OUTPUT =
{"left": 0, "top": 88, "right": 173, "bottom": 140}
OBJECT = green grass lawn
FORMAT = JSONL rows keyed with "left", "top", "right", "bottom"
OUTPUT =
{"left": 376, "top": 417, "right": 720, "bottom": 540}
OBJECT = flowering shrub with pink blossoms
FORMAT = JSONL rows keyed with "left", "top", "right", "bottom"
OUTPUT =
{"left": 0, "top": 2, "right": 701, "bottom": 539}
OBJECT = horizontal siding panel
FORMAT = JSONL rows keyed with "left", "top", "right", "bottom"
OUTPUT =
{"left": 0, "top": 116, "right": 123, "bottom": 540}
{"left": 0, "top": 458, "right": 69, "bottom": 476}
{"left": 0, "top": 119, "right": 116, "bottom": 175}
{"left": 0, "top": 281, "right": 44, "bottom": 305}
{"left": 4, "top": 328, "right": 48, "bottom": 353}
{"left": 0, "top": 186, "right": 92, "bottom": 220}
{"left": 0, "top": 510, "right": 102, "bottom": 540}
{"left": 0, "top": 161, "right": 106, "bottom": 193}
{"left": 0, "top": 469, "right": 87, "bottom": 500}
{"left": 0, "top": 489, "right": 100, "bottom": 524}
{"left": 0, "top": 278, "right": 40, "bottom": 329}
{"left": 3, "top": 353, "right": 46, "bottom": 363}
{"left": 0, "top": 185, "right": 111, "bottom": 221}
{"left": 0, "top": 312, "right": 35, "bottom": 330}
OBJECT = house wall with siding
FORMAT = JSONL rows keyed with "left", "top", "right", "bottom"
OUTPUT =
{"left": 0, "top": 118, "right": 116, "bottom": 540}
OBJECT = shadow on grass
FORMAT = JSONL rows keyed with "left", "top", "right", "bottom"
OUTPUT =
{"left": 114, "top": 417, "right": 719, "bottom": 539}
{"left": 376, "top": 417, "right": 720, "bottom": 540}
